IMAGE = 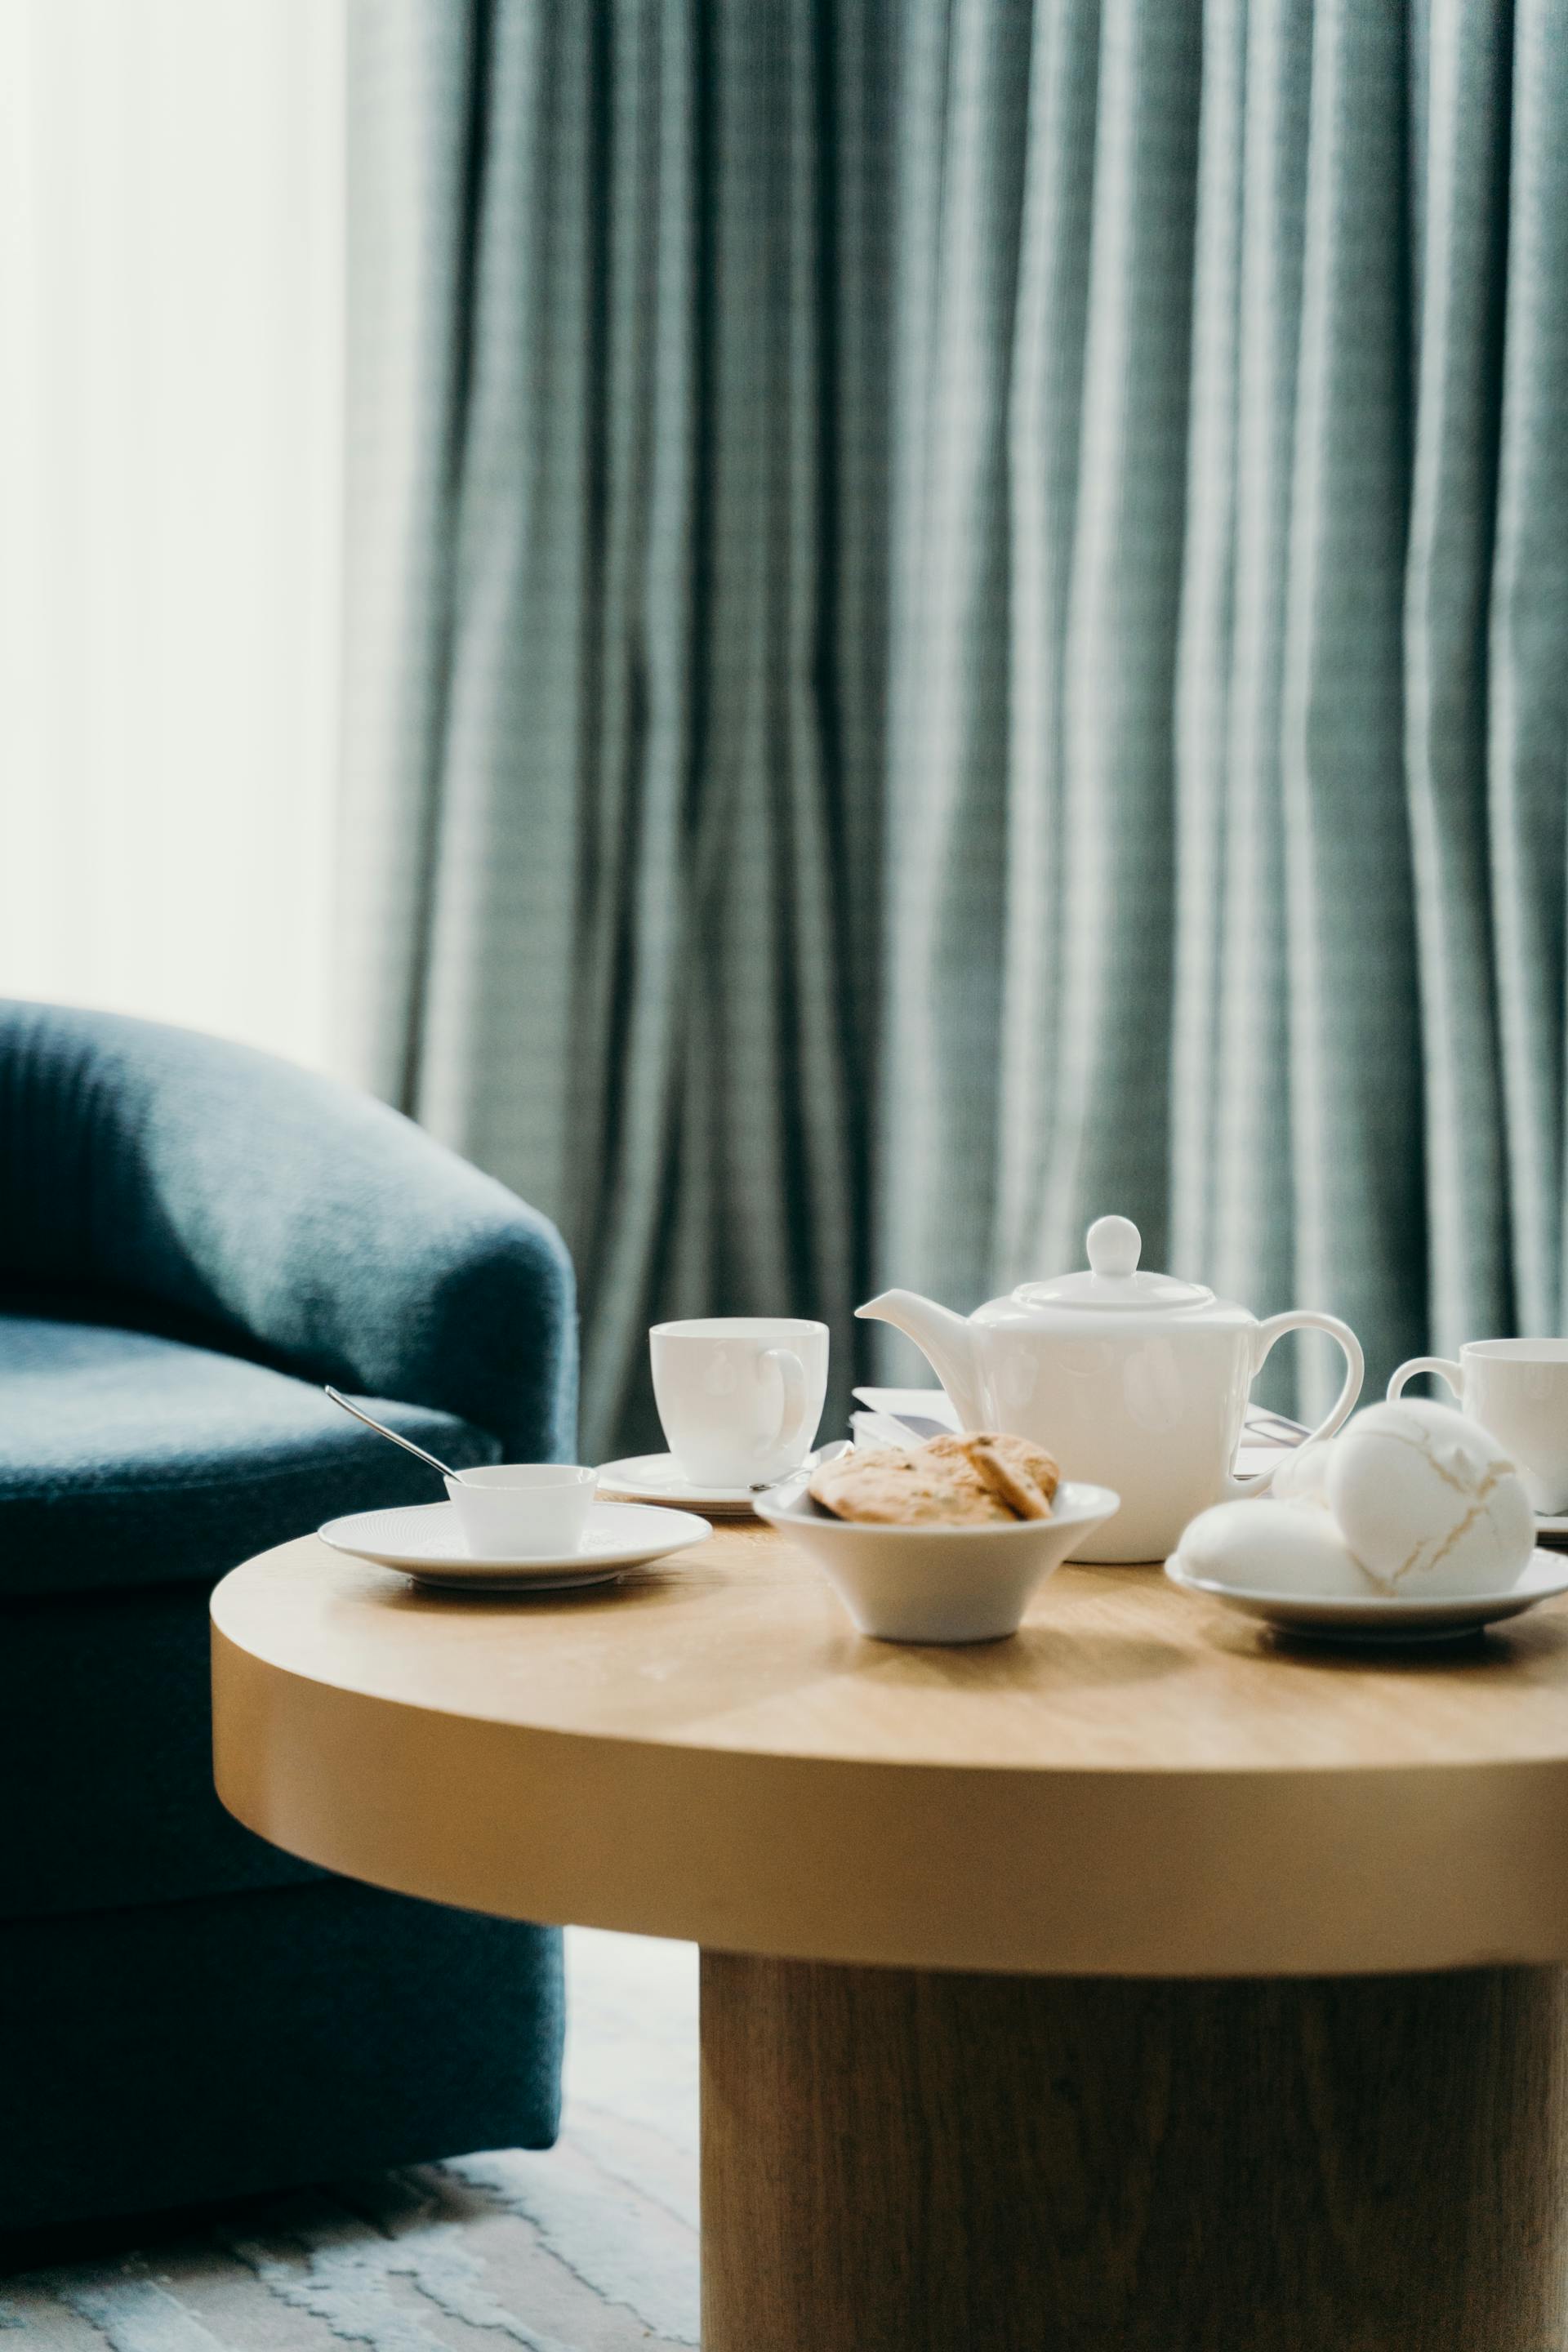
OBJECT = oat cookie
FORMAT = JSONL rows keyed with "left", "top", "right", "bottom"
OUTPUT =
{"left": 808, "top": 1446, "right": 1016, "bottom": 1526}
{"left": 924, "top": 1431, "right": 1060, "bottom": 1520}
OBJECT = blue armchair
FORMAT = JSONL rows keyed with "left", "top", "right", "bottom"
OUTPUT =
{"left": 0, "top": 1000, "right": 577, "bottom": 2231}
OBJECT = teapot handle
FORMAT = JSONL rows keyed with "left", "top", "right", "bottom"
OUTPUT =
{"left": 1227, "top": 1312, "right": 1365, "bottom": 1501}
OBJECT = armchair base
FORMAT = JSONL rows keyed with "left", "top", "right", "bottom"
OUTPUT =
{"left": 0, "top": 1878, "right": 563, "bottom": 2234}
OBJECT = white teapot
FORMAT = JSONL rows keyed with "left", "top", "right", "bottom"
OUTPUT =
{"left": 857, "top": 1216, "right": 1363, "bottom": 1562}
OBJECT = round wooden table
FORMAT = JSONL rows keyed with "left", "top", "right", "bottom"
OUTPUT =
{"left": 212, "top": 1522, "right": 1568, "bottom": 2350}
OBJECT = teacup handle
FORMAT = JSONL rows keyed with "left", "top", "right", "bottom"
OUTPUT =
{"left": 1227, "top": 1311, "right": 1365, "bottom": 1500}
{"left": 1388, "top": 1356, "right": 1463, "bottom": 1403}
{"left": 763, "top": 1348, "right": 811, "bottom": 1459}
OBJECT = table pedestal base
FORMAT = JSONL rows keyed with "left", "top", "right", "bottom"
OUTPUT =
{"left": 701, "top": 1953, "right": 1568, "bottom": 2351}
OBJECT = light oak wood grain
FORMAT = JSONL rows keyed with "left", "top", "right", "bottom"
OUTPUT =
{"left": 212, "top": 1526, "right": 1568, "bottom": 1975}
{"left": 212, "top": 1526, "right": 1568, "bottom": 2347}
{"left": 215, "top": 1522, "right": 1568, "bottom": 1769}
{"left": 702, "top": 1953, "right": 1568, "bottom": 2352}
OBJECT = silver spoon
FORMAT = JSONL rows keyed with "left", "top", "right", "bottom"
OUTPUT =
{"left": 323, "top": 1385, "right": 458, "bottom": 1483}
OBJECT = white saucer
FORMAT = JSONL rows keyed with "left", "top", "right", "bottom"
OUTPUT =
{"left": 318, "top": 1499, "right": 712, "bottom": 1590}
{"left": 1165, "top": 1548, "right": 1568, "bottom": 1644}
{"left": 597, "top": 1451, "right": 809, "bottom": 1515}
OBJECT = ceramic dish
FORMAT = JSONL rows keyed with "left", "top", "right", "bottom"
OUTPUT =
{"left": 317, "top": 1499, "right": 711, "bottom": 1590}
{"left": 755, "top": 1479, "right": 1120, "bottom": 1644}
{"left": 596, "top": 1446, "right": 847, "bottom": 1517}
{"left": 1165, "top": 1548, "right": 1568, "bottom": 1644}
{"left": 595, "top": 1453, "right": 758, "bottom": 1513}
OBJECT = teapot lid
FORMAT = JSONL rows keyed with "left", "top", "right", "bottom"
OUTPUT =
{"left": 1013, "top": 1216, "right": 1214, "bottom": 1313}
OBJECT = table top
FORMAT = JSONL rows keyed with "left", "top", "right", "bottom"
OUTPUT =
{"left": 212, "top": 1522, "right": 1568, "bottom": 1978}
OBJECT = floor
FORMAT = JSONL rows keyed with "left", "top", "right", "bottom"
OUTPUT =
{"left": 0, "top": 1931, "right": 701, "bottom": 2350}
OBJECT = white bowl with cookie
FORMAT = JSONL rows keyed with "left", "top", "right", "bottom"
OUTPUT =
{"left": 755, "top": 1432, "right": 1120, "bottom": 1643}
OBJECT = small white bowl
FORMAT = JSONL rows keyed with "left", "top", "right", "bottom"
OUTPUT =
{"left": 754, "top": 1480, "right": 1120, "bottom": 1643}
{"left": 444, "top": 1463, "right": 599, "bottom": 1559}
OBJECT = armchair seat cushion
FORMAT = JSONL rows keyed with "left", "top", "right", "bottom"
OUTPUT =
{"left": 0, "top": 1303, "right": 499, "bottom": 1601}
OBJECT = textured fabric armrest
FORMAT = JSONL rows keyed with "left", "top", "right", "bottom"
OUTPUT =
{"left": 0, "top": 1000, "right": 577, "bottom": 1461}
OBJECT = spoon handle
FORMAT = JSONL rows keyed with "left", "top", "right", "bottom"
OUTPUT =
{"left": 323, "top": 1385, "right": 455, "bottom": 1483}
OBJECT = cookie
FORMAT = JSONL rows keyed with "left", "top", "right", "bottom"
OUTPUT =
{"left": 925, "top": 1432, "right": 1060, "bottom": 1520}
{"left": 808, "top": 1446, "right": 1017, "bottom": 1526}
{"left": 965, "top": 1441, "right": 1054, "bottom": 1519}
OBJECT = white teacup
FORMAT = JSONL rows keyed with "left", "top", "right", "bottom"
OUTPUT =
{"left": 444, "top": 1463, "right": 599, "bottom": 1557}
{"left": 651, "top": 1317, "right": 829, "bottom": 1488}
{"left": 1388, "top": 1341, "right": 1568, "bottom": 1514}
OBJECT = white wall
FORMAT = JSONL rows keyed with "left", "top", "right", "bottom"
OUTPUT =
{"left": 0, "top": 0, "right": 345, "bottom": 1070}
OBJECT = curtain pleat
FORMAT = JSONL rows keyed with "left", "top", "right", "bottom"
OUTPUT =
{"left": 347, "top": 0, "right": 1568, "bottom": 1449}
{"left": 1040, "top": 0, "right": 1202, "bottom": 1262}
{"left": 880, "top": 0, "right": 1561, "bottom": 1414}
{"left": 345, "top": 0, "right": 890, "bottom": 1456}
{"left": 1200, "top": 0, "right": 1312, "bottom": 1335}
{"left": 995, "top": 0, "right": 1101, "bottom": 1278}
{"left": 341, "top": 6, "right": 483, "bottom": 1107}
{"left": 1402, "top": 0, "right": 1511, "bottom": 1352}
{"left": 1168, "top": 0, "right": 1245, "bottom": 1290}
{"left": 1276, "top": 0, "right": 1423, "bottom": 1407}
{"left": 1490, "top": 0, "right": 1568, "bottom": 1336}
{"left": 882, "top": 0, "right": 1035, "bottom": 1316}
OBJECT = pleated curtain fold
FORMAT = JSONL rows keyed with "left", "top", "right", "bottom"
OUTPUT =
{"left": 344, "top": 0, "right": 1567, "bottom": 1455}
{"left": 345, "top": 0, "right": 893, "bottom": 1454}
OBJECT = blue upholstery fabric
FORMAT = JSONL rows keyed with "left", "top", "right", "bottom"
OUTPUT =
{"left": 0, "top": 1305, "right": 499, "bottom": 1600}
{"left": 0, "top": 1880, "right": 564, "bottom": 2232}
{"left": 0, "top": 1574, "right": 326, "bottom": 1922}
{"left": 0, "top": 1000, "right": 577, "bottom": 1463}
{"left": 0, "top": 1002, "right": 579, "bottom": 2225}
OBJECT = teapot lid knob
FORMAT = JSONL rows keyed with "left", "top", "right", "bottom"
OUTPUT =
{"left": 1013, "top": 1214, "right": 1213, "bottom": 1312}
{"left": 1086, "top": 1215, "right": 1141, "bottom": 1279}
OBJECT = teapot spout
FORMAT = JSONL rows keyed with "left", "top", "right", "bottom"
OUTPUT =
{"left": 854, "top": 1290, "right": 987, "bottom": 1432}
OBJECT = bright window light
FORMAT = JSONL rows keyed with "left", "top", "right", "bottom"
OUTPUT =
{"left": 0, "top": 0, "right": 345, "bottom": 1071}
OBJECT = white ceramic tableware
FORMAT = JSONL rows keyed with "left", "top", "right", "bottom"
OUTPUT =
{"left": 596, "top": 1452, "right": 762, "bottom": 1514}
{"left": 755, "top": 1480, "right": 1120, "bottom": 1644}
{"left": 651, "top": 1317, "right": 829, "bottom": 1487}
{"left": 854, "top": 1387, "right": 1308, "bottom": 1475}
{"left": 443, "top": 1463, "right": 598, "bottom": 1557}
{"left": 857, "top": 1215, "right": 1362, "bottom": 1564}
{"left": 1388, "top": 1341, "right": 1568, "bottom": 1515}
{"left": 598, "top": 1442, "right": 847, "bottom": 1516}
{"left": 1174, "top": 1498, "right": 1376, "bottom": 1597}
{"left": 318, "top": 1499, "right": 710, "bottom": 1589}
{"left": 1325, "top": 1401, "right": 1535, "bottom": 1595}
{"left": 1165, "top": 1548, "right": 1568, "bottom": 1645}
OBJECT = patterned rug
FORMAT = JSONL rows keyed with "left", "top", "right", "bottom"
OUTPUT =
{"left": 0, "top": 1931, "right": 699, "bottom": 2350}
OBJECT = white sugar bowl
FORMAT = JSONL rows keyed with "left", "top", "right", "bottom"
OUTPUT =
{"left": 1174, "top": 1401, "right": 1536, "bottom": 1605}
{"left": 1176, "top": 1499, "right": 1375, "bottom": 1597}
{"left": 1325, "top": 1401, "right": 1535, "bottom": 1597}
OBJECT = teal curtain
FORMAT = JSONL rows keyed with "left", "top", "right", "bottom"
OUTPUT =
{"left": 345, "top": 0, "right": 1566, "bottom": 1453}
{"left": 343, "top": 1, "right": 893, "bottom": 1454}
